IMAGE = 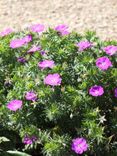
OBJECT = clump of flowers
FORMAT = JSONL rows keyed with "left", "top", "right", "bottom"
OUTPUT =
{"left": 40, "top": 50, "right": 47, "bottom": 56}
{"left": 23, "top": 135, "right": 37, "bottom": 145}
{"left": 10, "top": 35, "right": 32, "bottom": 48}
{"left": 76, "top": 41, "right": 92, "bottom": 51}
{"left": 71, "top": 137, "right": 88, "bottom": 154}
{"left": 23, "top": 34, "right": 32, "bottom": 43}
{"left": 89, "top": 85, "right": 104, "bottom": 96}
{"left": 17, "top": 57, "right": 27, "bottom": 63}
{"left": 44, "top": 73, "right": 62, "bottom": 86}
{"left": 55, "top": 24, "right": 70, "bottom": 36}
{"left": 25, "top": 91, "right": 37, "bottom": 101}
{"left": 10, "top": 38, "right": 25, "bottom": 48}
{"left": 38, "top": 60, "right": 55, "bottom": 69}
{"left": 103, "top": 45, "right": 117, "bottom": 56}
{"left": 27, "top": 45, "right": 41, "bottom": 54}
{"left": 114, "top": 88, "right": 117, "bottom": 97}
{"left": 96, "top": 56, "right": 112, "bottom": 70}
{"left": 7, "top": 100, "right": 22, "bottom": 111}
{"left": 30, "top": 24, "right": 44, "bottom": 33}
{"left": 1, "top": 26, "right": 117, "bottom": 156}
{"left": 0, "top": 28, "right": 13, "bottom": 37}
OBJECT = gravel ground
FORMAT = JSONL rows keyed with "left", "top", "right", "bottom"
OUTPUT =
{"left": 0, "top": 0, "right": 117, "bottom": 39}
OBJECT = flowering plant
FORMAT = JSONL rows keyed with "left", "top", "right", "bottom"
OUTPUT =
{"left": 0, "top": 25, "right": 117, "bottom": 156}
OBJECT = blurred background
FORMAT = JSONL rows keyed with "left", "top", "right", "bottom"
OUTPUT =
{"left": 0, "top": 0, "right": 117, "bottom": 39}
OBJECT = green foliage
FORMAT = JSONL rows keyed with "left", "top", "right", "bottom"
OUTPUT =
{"left": 0, "top": 151, "right": 31, "bottom": 156}
{"left": 0, "top": 28, "right": 117, "bottom": 156}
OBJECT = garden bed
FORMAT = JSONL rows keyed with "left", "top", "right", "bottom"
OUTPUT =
{"left": 0, "top": 25, "right": 117, "bottom": 156}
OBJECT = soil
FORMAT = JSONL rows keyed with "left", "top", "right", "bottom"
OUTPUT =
{"left": 0, "top": 0, "right": 117, "bottom": 39}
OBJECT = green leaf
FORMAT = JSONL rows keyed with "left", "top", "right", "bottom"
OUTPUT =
{"left": 0, "top": 137, "right": 10, "bottom": 144}
{"left": 6, "top": 151, "right": 31, "bottom": 156}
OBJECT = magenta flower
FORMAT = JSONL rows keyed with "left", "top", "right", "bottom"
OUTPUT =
{"left": 10, "top": 35, "right": 32, "bottom": 49}
{"left": 0, "top": 28, "right": 13, "bottom": 37}
{"left": 40, "top": 50, "right": 46, "bottom": 56}
{"left": 60, "top": 30, "right": 69, "bottom": 36}
{"left": 96, "top": 56, "right": 112, "bottom": 70}
{"left": 114, "top": 88, "right": 117, "bottom": 97}
{"left": 7, "top": 100, "right": 22, "bottom": 111}
{"left": 23, "top": 35, "right": 32, "bottom": 43}
{"left": 89, "top": 85, "right": 104, "bottom": 96}
{"left": 55, "top": 24, "right": 68, "bottom": 31}
{"left": 10, "top": 39, "right": 25, "bottom": 48}
{"left": 25, "top": 91, "right": 37, "bottom": 101}
{"left": 17, "top": 57, "right": 27, "bottom": 63}
{"left": 27, "top": 45, "right": 41, "bottom": 54}
{"left": 76, "top": 41, "right": 92, "bottom": 51}
{"left": 103, "top": 45, "right": 117, "bottom": 56}
{"left": 30, "top": 24, "right": 44, "bottom": 33}
{"left": 38, "top": 60, "right": 55, "bottom": 69}
{"left": 44, "top": 73, "right": 62, "bottom": 86}
{"left": 55, "top": 24, "right": 70, "bottom": 36}
{"left": 23, "top": 135, "right": 37, "bottom": 145}
{"left": 72, "top": 137, "right": 88, "bottom": 154}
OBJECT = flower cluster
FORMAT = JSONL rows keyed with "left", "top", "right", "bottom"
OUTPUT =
{"left": 76, "top": 41, "right": 92, "bottom": 51}
{"left": 96, "top": 56, "right": 112, "bottom": 70}
{"left": 103, "top": 45, "right": 117, "bottom": 56}
{"left": 17, "top": 57, "right": 27, "bottom": 63}
{"left": 30, "top": 24, "right": 44, "bottom": 33}
{"left": 1, "top": 24, "right": 116, "bottom": 156}
{"left": 27, "top": 45, "right": 41, "bottom": 54}
{"left": 72, "top": 137, "right": 88, "bottom": 154}
{"left": 44, "top": 73, "right": 62, "bottom": 86}
{"left": 23, "top": 135, "right": 37, "bottom": 144}
{"left": 7, "top": 100, "right": 23, "bottom": 111}
{"left": 38, "top": 60, "right": 55, "bottom": 69}
{"left": 114, "top": 88, "right": 117, "bottom": 97}
{"left": 40, "top": 50, "right": 46, "bottom": 56}
{"left": 55, "top": 24, "right": 70, "bottom": 36}
{"left": 7, "top": 92, "right": 37, "bottom": 112}
{"left": 0, "top": 28, "right": 13, "bottom": 37}
{"left": 25, "top": 91, "right": 37, "bottom": 101}
{"left": 89, "top": 85, "right": 104, "bottom": 97}
{"left": 10, "top": 35, "right": 32, "bottom": 48}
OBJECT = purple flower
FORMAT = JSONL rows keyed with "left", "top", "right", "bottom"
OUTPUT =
{"left": 96, "top": 56, "right": 112, "bottom": 70}
{"left": 27, "top": 45, "right": 41, "bottom": 54}
{"left": 44, "top": 73, "right": 62, "bottom": 86}
{"left": 72, "top": 137, "right": 88, "bottom": 154}
{"left": 7, "top": 100, "right": 22, "bottom": 111}
{"left": 38, "top": 60, "right": 55, "bottom": 69}
{"left": 17, "top": 57, "right": 27, "bottom": 63}
{"left": 23, "top": 136, "right": 33, "bottom": 145}
{"left": 55, "top": 24, "right": 68, "bottom": 31}
{"left": 30, "top": 24, "right": 44, "bottom": 33}
{"left": 25, "top": 91, "right": 37, "bottom": 101}
{"left": 23, "top": 35, "right": 32, "bottom": 43}
{"left": 40, "top": 50, "right": 46, "bottom": 56}
{"left": 23, "top": 135, "right": 37, "bottom": 145}
{"left": 10, "top": 39, "right": 25, "bottom": 48}
{"left": 103, "top": 45, "right": 117, "bottom": 56}
{"left": 89, "top": 85, "right": 104, "bottom": 96}
{"left": 10, "top": 35, "right": 32, "bottom": 49}
{"left": 31, "top": 136, "right": 37, "bottom": 142}
{"left": 114, "top": 88, "right": 117, "bottom": 97}
{"left": 0, "top": 28, "right": 13, "bottom": 37}
{"left": 76, "top": 41, "right": 92, "bottom": 51}
{"left": 60, "top": 30, "right": 69, "bottom": 36}
{"left": 55, "top": 24, "right": 70, "bottom": 36}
